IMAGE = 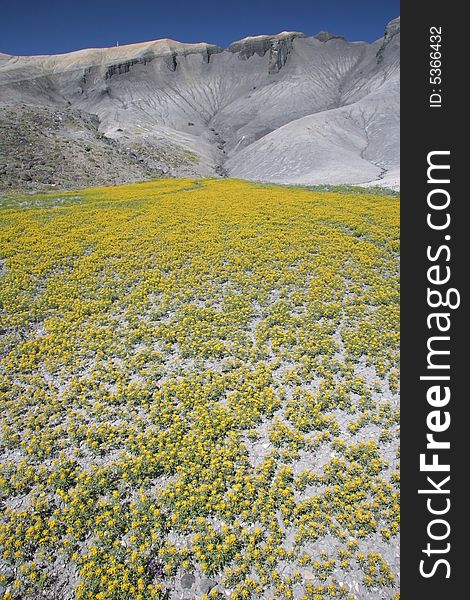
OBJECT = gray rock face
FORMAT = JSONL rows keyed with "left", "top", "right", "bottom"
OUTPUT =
{"left": 268, "top": 33, "right": 302, "bottom": 73}
{"left": 384, "top": 16, "right": 401, "bottom": 40}
{"left": 0, "top": 19, "right": 400, "bottom": 190}
{"left": 180, "top": 573, "right": 195, "bottom": 589}
{"left": 376, "top": 16, "right": 400, "bottom": 65}
{"left": 314, "top": 31, "right": 346, "bottom": 42}
{"left": 228, "top": 31, "right": 305, "bottom": 74}
{"left": 227, "top": 37, "right": 272, "bottom": 58}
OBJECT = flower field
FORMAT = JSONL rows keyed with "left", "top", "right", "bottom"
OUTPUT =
{"left": 0, "top": 179, "right": 399, "bottom": 600}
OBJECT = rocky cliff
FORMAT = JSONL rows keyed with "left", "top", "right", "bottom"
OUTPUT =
{"left": 0, "top": 18, "right": 399, "bottom": 191}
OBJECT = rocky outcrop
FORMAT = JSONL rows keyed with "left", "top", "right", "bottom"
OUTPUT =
{"left": 106, "top": 58, "right": 142, "bottom": 79}
{"left": 384, "top": 16, "right": 401, "bottom": 40}
{"left": 376, "top": 16, "right": 400, "bottom": 64}
{"left": 228, "top": 32, "right": 305, "bottom": 73}
{"left": 314, "top": 31, "right": 346, "bottom": 43}
{"left": 164, "top": 52, "right": 178, "bottom": 72}
{"left": 203, "top": 45, "right": 224, "bottom": 63}
{"left": 0, "top": 105, "right": 213, "bottom": 191}
{"left": 104, "top": 44, "right": 224, "bottom": 77}
{"left": 268, "top": 35, "right": 298, "bottom": 73}
{"left": 105, "top": 51, "right": 156, "bottom": 79}
{"left": 228, "top": 37, "right": 272, "bottom": 59}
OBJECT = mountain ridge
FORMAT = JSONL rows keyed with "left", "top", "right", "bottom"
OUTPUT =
{"left": 0, "top": 28, "right": 375, "bottom": 60}
{"left": 0, "top": 17, "right": 399, "bottom": 191}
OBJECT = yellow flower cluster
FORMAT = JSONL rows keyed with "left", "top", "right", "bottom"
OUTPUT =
{"left": 0, "top": 179, "right": 399, "bottom": 598}
{"left": 357, "top": 552, "right": 396, "bottom": 589}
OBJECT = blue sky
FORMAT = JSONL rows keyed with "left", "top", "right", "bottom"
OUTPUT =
{"left": 0, "top": 0, "right": 400, "bottom": 56}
